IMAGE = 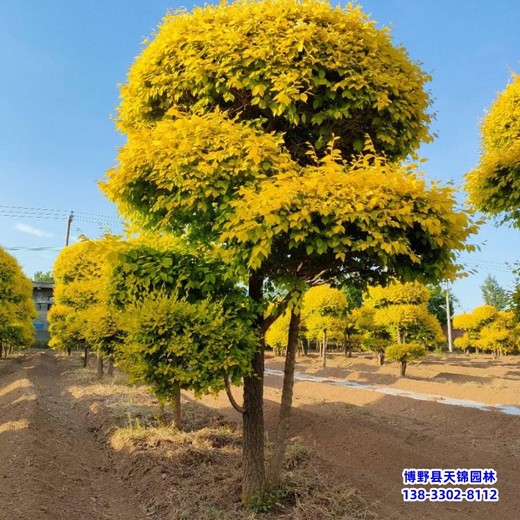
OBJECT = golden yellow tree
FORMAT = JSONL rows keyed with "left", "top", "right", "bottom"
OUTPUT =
{"left": 49, "top": 239, "right": 114, "bottom": 371}
{"left": 477, "top": 311, "right": 516, "bottom": 357}
{"left": 453, "top": 305, "right": 498, "bottom": 354}
{"left": 302, "top": 285, "right": 348, "bottom": 366}
{"left": 363, "top": 281, "right": 443, "bottom": 374}
{"left": 0, "top": 247, "right": 36, "bottom": 357}
{"left": 107, "top": 237, "right": 258, "bottom": 430}
{"left": 454, "top": 305, "right": 516, "bottom": 357}
{"left": 101, "top": 0, "right": 476, "bottom": 501}
{"left": 265, "top": 308, "right": 292, "bottom": 357}
{"left": 466, "top": 73, "right": 520, "bottom": 226}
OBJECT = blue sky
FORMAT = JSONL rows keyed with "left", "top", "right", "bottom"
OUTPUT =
{"left": 0, "top": 0, "right": 518, "bottom": 313}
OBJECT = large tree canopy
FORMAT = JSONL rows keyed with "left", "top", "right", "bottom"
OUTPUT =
{"left": 116, "top": 0, "right": 433, "bottom": 160}
{"left": 466, "top": 73, "right": 520, "bottom": 226}
{"left": 100, "top": 0, "right": 477, "bottom": 501}
{"left": 102, "top": 0, "right": 436, "bottom": 241}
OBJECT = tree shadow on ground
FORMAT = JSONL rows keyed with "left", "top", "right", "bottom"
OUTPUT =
{"left": 505, "top": 370, "right": 520, "bottom": 380}
{"left": 431, "top": 372, "right": 494, "bottom": 385}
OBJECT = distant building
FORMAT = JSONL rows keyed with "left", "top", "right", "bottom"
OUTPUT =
{"left": 32, "top": 281, "right": 54, "bottom": 345}
{"left": 442, "top": 324, "right": 464, "bottom": 341}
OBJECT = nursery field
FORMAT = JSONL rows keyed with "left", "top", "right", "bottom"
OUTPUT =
{"left": 203, "top": 351, "right": 520, "bottom": 519}
{"left": 0, "top": 349, "right": 519, "bottom": 519}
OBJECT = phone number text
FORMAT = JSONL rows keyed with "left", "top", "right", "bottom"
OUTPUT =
{"left": 402, "top": 487, "right": 499, "bottom": 502}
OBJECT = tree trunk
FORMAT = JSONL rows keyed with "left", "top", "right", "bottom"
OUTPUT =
{"left": 107, "top": 358, "right": 114, "bottom": 376}
{"left": 267, "top": 305, "right": 301, "bottom": 489}
{"left": 96, "top": 355, "right": 104, "bottom": 378}
{"left": 66, "top": 347, "right": 72, "bottom": 356}
{"left": 158, "top": 401, "right": 167, "bottom": 426}
{"left": 172, "top": 386, "right": 182, "bottom": 430}
{"left": 322, "top": 329, "right": 327, "bottom": 368}
{"left": 83, "top": 346, "right": 89, "bottom": 367}
{"left": 344, "top": 332, "right": 352, "bottom": 358}
{"left": 242, "top": 271, "right": 265, "bottom": 504}
{"left": 400, "top": 360, "right": 407, "bottom": 377}
{"left": 377, "top": 351, "right": 385, "bottom": 366}
{"left": 302, "top": 339, "right": 308, "bottom": 356}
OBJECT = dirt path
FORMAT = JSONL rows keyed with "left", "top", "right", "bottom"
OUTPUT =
{"left": 0, "top": 351, "right": 144, "bottom": 520}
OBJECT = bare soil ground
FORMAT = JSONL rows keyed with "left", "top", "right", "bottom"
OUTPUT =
{"left": 0, "top": 351, "right": 145, "bottom": 520}
{"left": 199, "top": 351, "right": 520, "bottom": 520}
{"left": 0, "top": 349, "right": 519, "bottom": 519}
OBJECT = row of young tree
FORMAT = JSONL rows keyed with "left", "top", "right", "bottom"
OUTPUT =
{"left": 0, "top": 247, "right": 36, "bottom": 358}
{"left": 266, "top": 281, "right": 445, "bottom": 376}
{"left": 47, "top": 0, "right": 518, "bottom": 506}
{"left": 266, "top": 279, "right": 520, "bottom": 371}
{"left": 453, "top": 305, "right": 518, "bottom": 357}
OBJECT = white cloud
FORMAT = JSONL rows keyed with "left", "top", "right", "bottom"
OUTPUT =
{"left": 15, "top": 223, "right": 53, "bottom": 237}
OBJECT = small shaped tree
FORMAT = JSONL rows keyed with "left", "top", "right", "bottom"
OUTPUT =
{"left": 363, "top": 281, "right": 441, "bottom": 373}
{"left": 475, "top": 311, "right": 516, "bottom": 357}
{"left": 385, "top": 342, "right": 427, "bottom": 377}
{"left": 352, "top": 306, "right": 390, "bottom": 365}
{"left": 303, "top": 285, "right": 348, "bottom": 366}
{"left": 265, "top": 308, "right": 292, "bottom": 357}
{"left": 108, "top": 238, "right": 258, "bottom": 428}
{"left": 123, "top": 294, "right": 257, "bottom": 430}
{"left": 49, "top": 238, "right": 116, "bottom": 368}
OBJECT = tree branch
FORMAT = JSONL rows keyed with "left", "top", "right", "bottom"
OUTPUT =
{"left": 224, "top": 375, "right": 244, "bottom": 414}
{"left": 261, "top": 291, "right": 294, "bottom": 334}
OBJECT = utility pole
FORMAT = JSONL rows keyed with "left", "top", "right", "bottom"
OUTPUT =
{"left": 65, "top": 211, "right": 74, "bottom": 246}
{"left": 322, "top": 328, "right": 327, "bottom": 368}
{"left": 445, "top": 280, "right": 453, "bottom": 353}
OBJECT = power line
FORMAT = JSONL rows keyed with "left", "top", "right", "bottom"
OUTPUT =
{"left": 4, "top": 246, "right": 62, "bottom": 251}
{"left": 0, "top": 212, "right": 67, "bottom": 220}
{"left": 0, "top": 204, "right": 122, "bottom": 223}
{"left": 0, "top": 204, "right": 69, "bottom": 214}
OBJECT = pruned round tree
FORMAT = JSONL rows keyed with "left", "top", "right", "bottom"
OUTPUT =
{"left": 302, "top": 285, "right": 348, "bottom": 365}
{"left": 101, "top": 0, "right": 476, "bottom": 501}
{"left": 107, "top": 237, "right": 258, "bottom": 427}
{"left": 466, "top": 73, "right": 520, "bottom": 227}
{"left": 385, "top": 342, "right": 427, "bottom": 377}
{"left": 122, "top": 293, "right": 257, "bottom": 429}
{"left": 362, "top": 280, "right": 443, "bottom": 370}
{"left": 453, "top": 304, "right": 498, "bottom": 354}
{"left": 49, "top": 239, "right": 113, "bottom": 368}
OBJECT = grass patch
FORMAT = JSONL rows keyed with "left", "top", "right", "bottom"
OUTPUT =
{"left": 343, "top": 403, "right": 371, "bottom": 416}
{"left": 109, "top": 408, "right": 375, "bottom": 519}
{"left": 509, "top": 439, "right": 520, "bottom": 457}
